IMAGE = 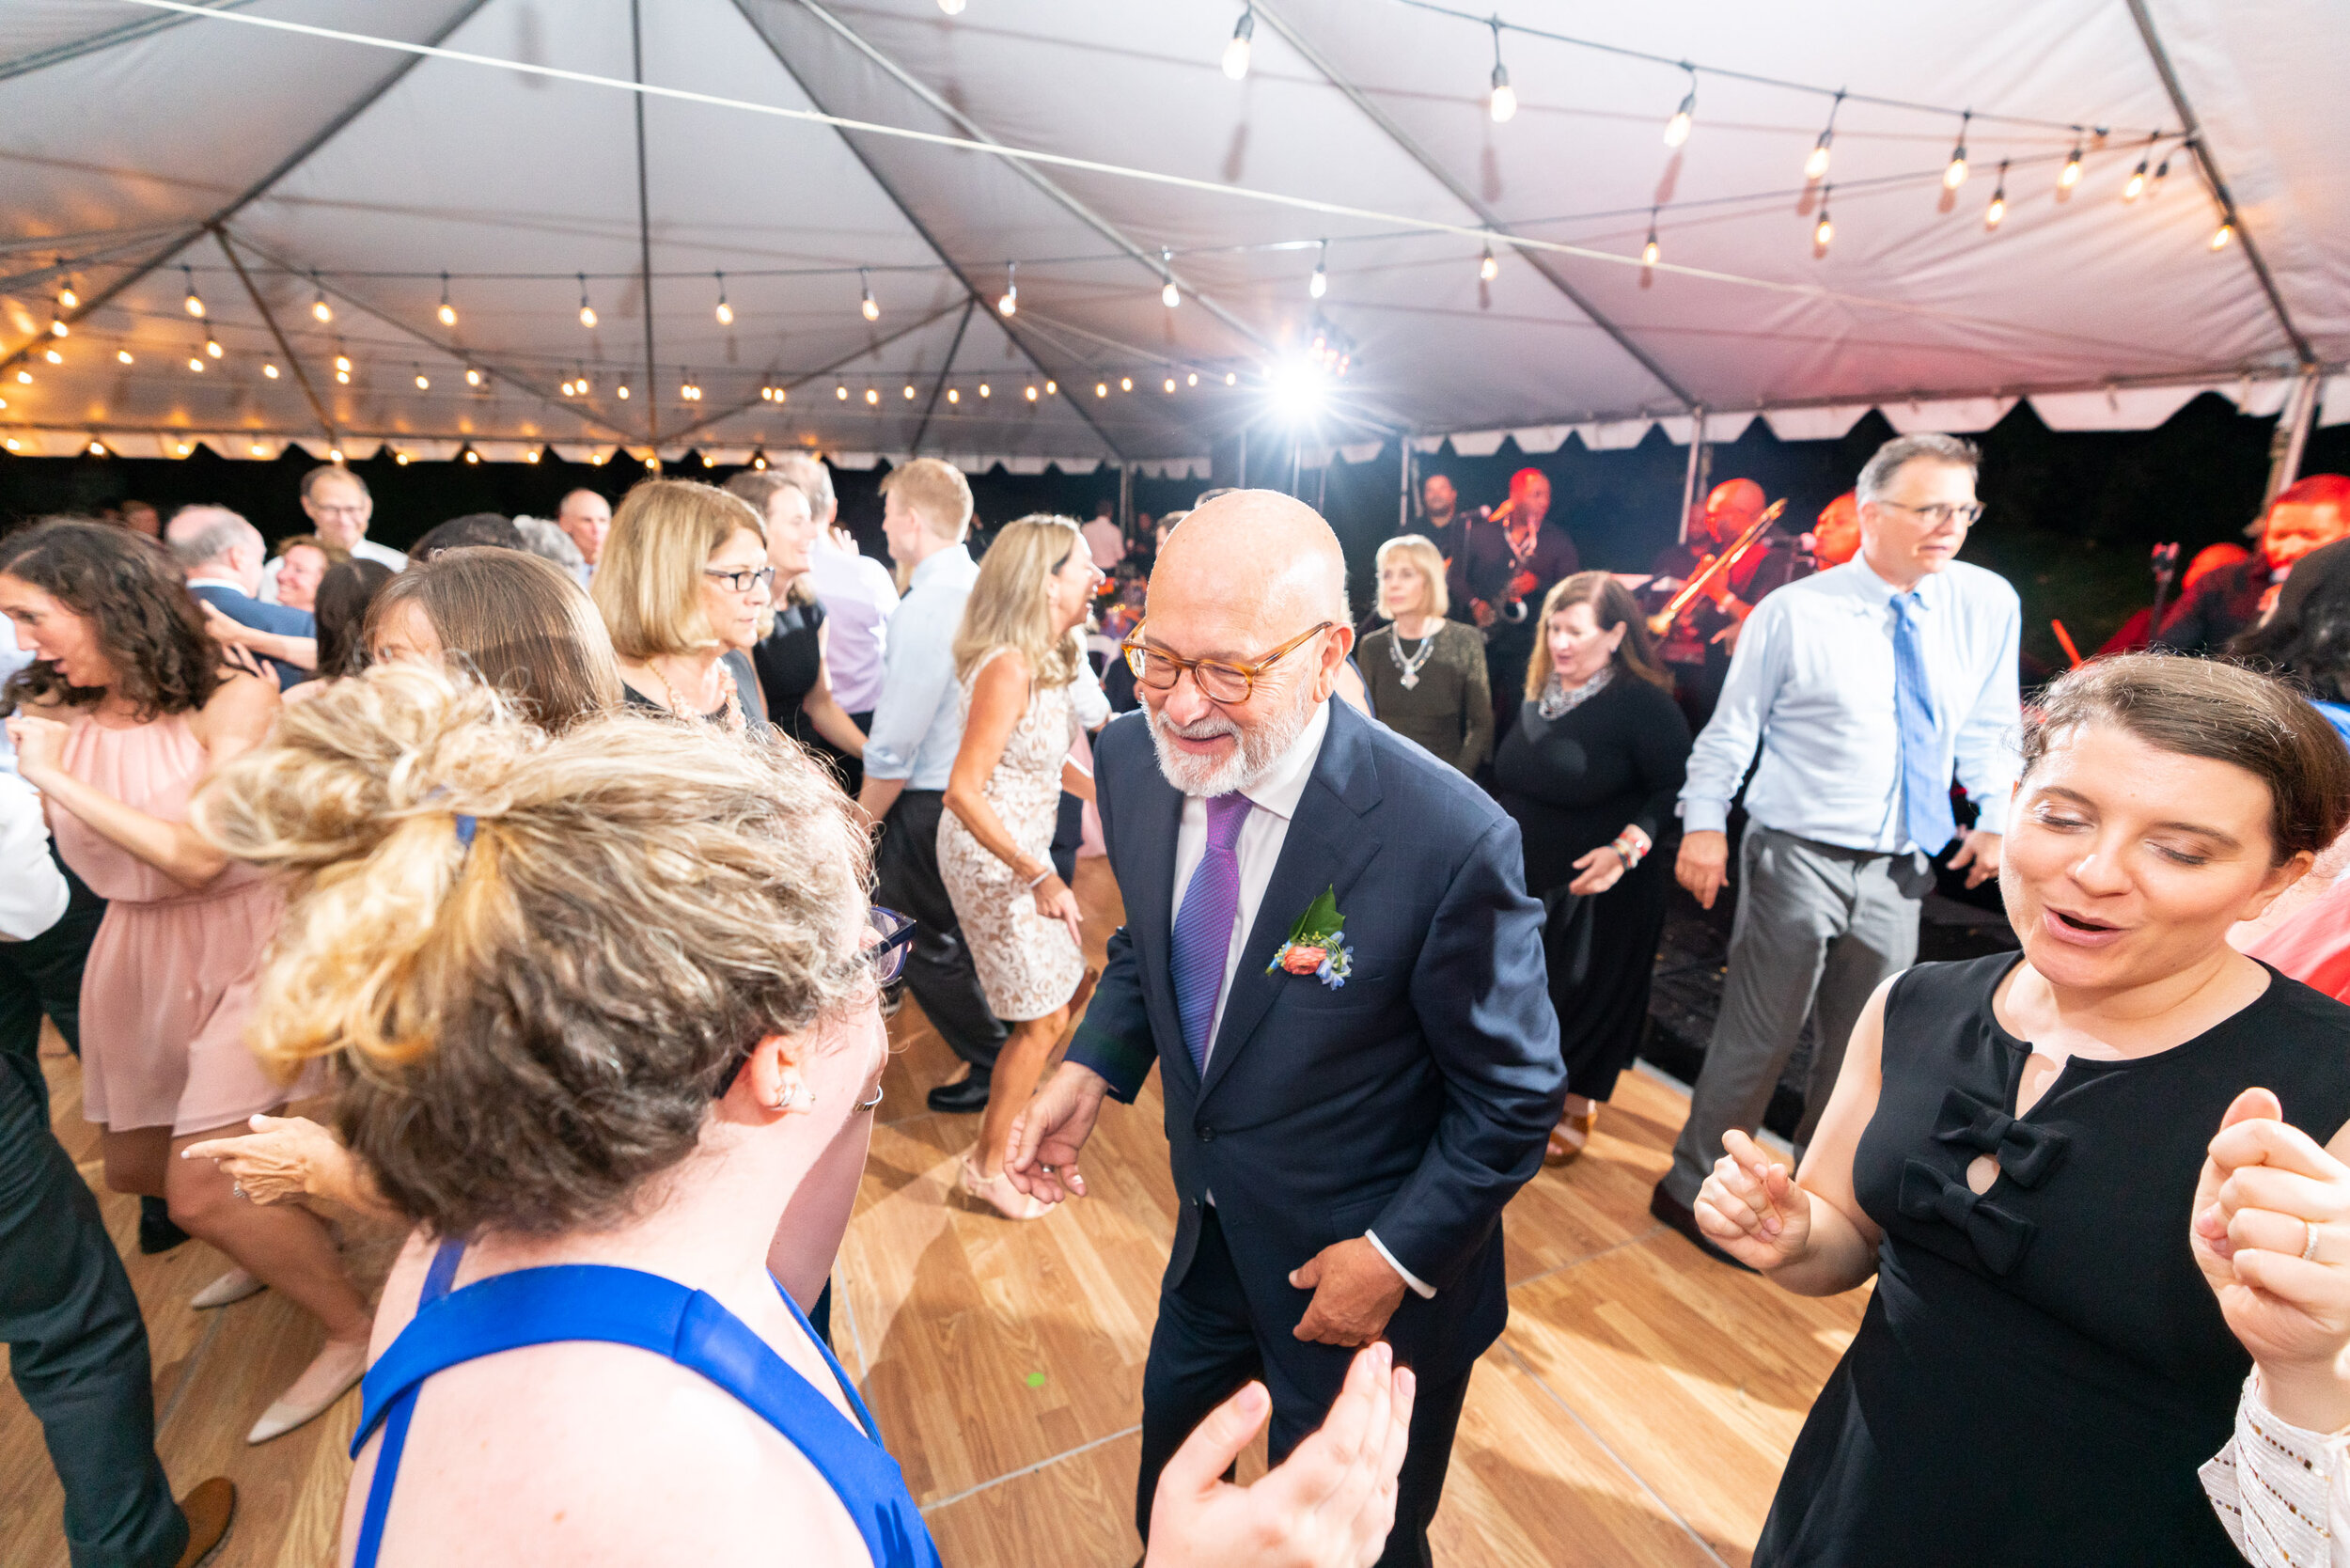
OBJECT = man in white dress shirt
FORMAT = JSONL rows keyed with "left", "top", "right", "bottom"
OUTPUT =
{"left": 776, "top": 454, "right": 896, "bottom": 753}
{"left": 1653, "top": 433, "right": 2022, "bottom": 1263}
{"left": 260, "top": 466, "right": 406, "bottom": 602}
{"left": 553, "top": 488, "right": 611, "bottom": 588}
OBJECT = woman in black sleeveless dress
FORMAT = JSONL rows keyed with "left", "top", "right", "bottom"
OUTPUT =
{"left": 1695, "top": 655, "right": 2350, "bottom": 1566}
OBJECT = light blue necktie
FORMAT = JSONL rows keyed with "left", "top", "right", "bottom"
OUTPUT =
{"left": 1891, "top": 590, "right": 1957, "bottom": 855}
{"left": 1170, "top": 793, "right": 1252, "bottom": 1076}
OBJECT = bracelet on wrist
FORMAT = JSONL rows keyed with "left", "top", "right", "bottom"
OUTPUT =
{"left": 1026, "top": 866, "right": 1055, "bottom": 889}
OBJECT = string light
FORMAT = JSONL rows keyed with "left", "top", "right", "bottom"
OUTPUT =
{"left": 2211, "top": 218, "right": 2234, "bottom": 251}
{"left": 415, "top": 368, "right": 431, "bottom": 390}
{"left": 1309, "top": 238, "right": 1327, "bottom": 299}
{"left": 997, "top": 261, "right": 1018, "bottom": 317}
{"left": 49, "top": 316, "right": 68, "bottom": 338}
{"left": 524, "top": 449, "right": 540, "bottom": 464}
{"left": 1163, "top": 376, "right": 1177, "bottom": 393}
{"left": 437, "top": 273, "right": 458, "bottom": 326}
{"left": 1095, "top": 382, "right": 1108, "bottom": 398}
{"left": 682, "top": 371, "right": 702, "bottom": 400}
{"left": 1642, "top": 229, "right": 1660, "bottom": 267}
{"left": 1985, "top": 160, "right": 2009, "bottom": 229}
{"left": 1161, "top": 248, "right": 1181, "bottom": 308}
{"left": 1187, "top": 371, "right": 1198, "bottom": 386}
{"left": 939, "top": 0, "right": 966, "bottom": 14}
{"left": 1805, "top": 90, "right": 1842, "bottom": 182}
{"left": 1663, "top": 68, "right": 1696, "bottom": 149}
{"left": 865, "top": 386, "right": 880, "bottom": 404}
{"left": 464, "top": 366, "right": 484, "bottom": 387}
{"left": 187, "top": 353, "right": 204, "bottom": 373}
{"left": 2150, "top": 152, "right": 2171, "bottom": 200}
{"left": 1226, "top": 371, "right": 1238, "bottom": 385}
{"left": 1045, "top": 379, "right": 1057, "bottom": 394}
{"left": 262, "top": 362, "right": 279, "bottom": 379}
{"left": 2060, "top": 138, "right": 2084, "bottom": 190}
{"left": 310, "top": 273, "right": 334, "bottom": 323}
{"left": 902, "top": 384, "right": 916, "bottom": 400}
{"left": 1025, "top": 384, "right": 1039, "bottom": 401}
{"left": 1222, "top": 5, "right": 1254, "bottom": 81}
{"left": 860, "top": 268, "right": 880, "bottom": 321}
{"left": 12, "top": 370, "right": 28, "bottom": 384}
{"left": 616, "top": 382, "right": 630, "bottom": 400}
{"left": 1120, "top": 376, "right": 1134, "bottom": 392}
{"left": 1942, "top": 111, "right": 1970, "bottom": 190}
{"left": 836, "top": 383, "right": 849, "bottom": 400}
{"left": 1480, "top": 242, "right": 1498, "bottom": 282}
{"left": 1813, "top": 186, "right": 1835, "bottom": 253}
{"left": 979, "top": 382, "right": 991, "bottom": 398}
{"left": 88, "top": 439, "right": 106, "bottom": 457}
{"left": 183, "top": 266, "right": 205, "bottom": 318}
{"left": 58, "top": 284, "right": 78, "bottom": 310}
{"left": 947, "top": 387, "right": 960, "bottom": 403}
{"left": 117, "top": 348, "right": 133, "bottom": 365}
{"left": 2123, "top": 135, "right": 2154, "bottom": 202}
{"left": 714, "top": 272, "right": 733, "bottom": 325}
{"left": 329, "top": 447, "right": 344, "bottom": 463}
{"left": 463, "top": 447, "right": 480, "bottom": 464}
{"left": 395, "top": 449, "right": 411, "bottom": 465}
{"left": 251, "top": 442, "right": 268, "bottom": 458}
{"left": 578, "top": 274, "right": 598, "bottom": 328}
{"left": 751, "top": 452, "right": 769, "bottom": 469}
{"left": 43, "top": 347, "right": 62, "bottom": 365}
{"left": 175, "top": 441, "right": 191, "bottom": 456}
{"left": 205, "top": 337, "right": 222, "bottom": 359}
{"left": 1487, "top": 21, "right": 1516, "bottom": 123}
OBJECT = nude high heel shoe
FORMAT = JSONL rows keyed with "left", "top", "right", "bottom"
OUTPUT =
{"left": 959, "top": 1155, "right": 1049, "bottom": 1221}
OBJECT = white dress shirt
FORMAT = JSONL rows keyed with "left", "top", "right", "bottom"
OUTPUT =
{"left": 1164, "top": 701, "right": 1436, "bottom": 1299}
{"left": 807, "top": 537, "right": 899, "bottom": 714}
{"left": 862, "top": 545, "right": 979, "bottom": 789}
{"left": 1679, "top": 557, "right": 2022, "bottom": 851}
{"left": 0, "top": 772, "right": 68, "bottom": 941}
{"left": 260, "top": 537, "right": 407, "bottom": 603}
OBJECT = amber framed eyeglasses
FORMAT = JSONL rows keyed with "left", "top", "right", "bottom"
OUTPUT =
{"left": 1119, "top": 621, "right": 1336, "bottom": 704}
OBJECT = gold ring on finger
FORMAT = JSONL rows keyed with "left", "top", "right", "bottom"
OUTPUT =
{"left": 2304, "top": 1218, "right": 2322, "bottom": 1262}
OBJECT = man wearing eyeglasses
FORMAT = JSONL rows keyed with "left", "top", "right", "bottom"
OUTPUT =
{"left": 260, "top": 466, "right": 406, "bottom": 604}
{"left": 1006, "top": 491, "right": 1562, "bottom": 1568}
{"left": 1652, "top": 433, "right": 2022, "bottom": 1266}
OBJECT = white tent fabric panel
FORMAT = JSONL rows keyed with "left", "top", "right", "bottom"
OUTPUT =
{"left": 2, "top": 0, "right": 2342, "bottom": 465}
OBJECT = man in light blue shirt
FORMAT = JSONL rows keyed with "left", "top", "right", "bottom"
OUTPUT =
{"left": 1653, "top": 433, "right": 2022, "bottom": 1262}
{"left": 856, "top": 458, "right": 1010, "bottom": 1110}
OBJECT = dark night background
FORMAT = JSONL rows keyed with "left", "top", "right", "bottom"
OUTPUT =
{"left": 4, "top": 391, "right": 2342, "bottom": 672}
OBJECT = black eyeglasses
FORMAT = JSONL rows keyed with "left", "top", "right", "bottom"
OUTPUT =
{"left": 704, "top": 565, "right": 778, "bottom": 594}
{"left": 712, "top": 907, "right": 915, "bottom": 1098}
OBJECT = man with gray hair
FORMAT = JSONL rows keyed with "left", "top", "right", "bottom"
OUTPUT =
{"left": 1651, "top": 432, "right": 2021, "bottom": 1265}
{"left": 165, "top": 504, "right": 316, "bottom": 689}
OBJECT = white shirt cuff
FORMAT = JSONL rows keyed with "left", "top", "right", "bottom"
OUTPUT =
{"left": 2201, "top": 1368, "right": 2350, "bottom": 1567}
{"left": 1364, "top": 1229, "right": 1436, "bottom": 1300}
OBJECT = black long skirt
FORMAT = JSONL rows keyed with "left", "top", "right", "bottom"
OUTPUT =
{"left": 1542, "top": 852, "right": 1669, "bottom": 1103}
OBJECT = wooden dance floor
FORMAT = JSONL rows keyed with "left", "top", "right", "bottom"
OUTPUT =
{"left": 1, "top": 858, "right": 1870, "bottom": 1567}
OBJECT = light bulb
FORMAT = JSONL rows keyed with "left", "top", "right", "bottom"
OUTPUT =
{"left": 2060, "top": 146, "right": 2083, "bottom": 190}
{"left": 1045, "top": 380, "right": 1057, "bottom": 394}
{"left": 1025, "top": 384, "right": 1039, "bottom": 401}
{"left": 860, "top": 269, "right": 880, "bottom": 321}
{"left": 117, "top": 349, "right": 133, "bottom": 365}
{"left": 837, "top": 384, "right": 849, "bottom": 400}
{"left": 1095, "top": 382, "right": 1108, "bottom": 398}
{"left": 12, "top": 370, "right": 28, "bottom": 384}
{"left": 438, "top": 301, "right": 457, "bottom": 327}
{"left": 2123, "top": 162, "right": 2147, "bottom": 202}
{"left": 1805, "top": 133, "right": 1832, "bottom": 182}
{"left": 43, "top": 348, "right": 62, "bottom": 365}
{"left": 262, "top": 363, "right": 279, "bottom": 379}
{"left": 336, "top": 369, "right": 351, "bottom": 384}
{"left": 51, "top": 319, "right": 68, "bottom": 338}
{"left": 2211, "top": 220, "right": 2234, "bottom": 251}
{"left": 336, "top": 354, "right": 352, "bottom": 373}
{"left": 1163, "top": 278, "right": 1182, "bottom": 308}
{"left": 525, "top": 450, "right": 540, "bottom": 464}
{"left": 1222, "top": 8, "right": 1253, "bottom": 81}
{"left": 1489, "top": 64, "right": 1516, "bottom": 124}
{"left": 1664, "top": 87, "right": 1695, "bottom": 149}
{"left": 89, "top": 441, "right": 105, "bottom": 456}
{"left": 1985, "top": 191, "right": 2007, "bottom": 229}
{"left": 464, "top": 449, "right": 479, "bottom": 464}
{"left": 1226, "top": 371, "right": 1237, "bottom": 385}
{"left": 1943, "top": 149, "right": 1968, "bottom": 190}
{"left": 1480, "top": 244, "right": 1499, "bottom": 282}
{"left": 188, "top": 356, "right": 204, "bottom": 372}
{"left": 183, "top": 268, "right": 205, "bottom": 317}
{"left": 1164, "top": 377, "right": 1177, "bottom": 393}
{"left": 251, "top": 443, "right": 267, "bottom": 458}
{"left": 185, "top": 292, "right": 204, "bottom": 318}
{"left": 716, "top": 300, "right": 733, "bottom": 325}
{"left": 176, "top": 442, "right": 190, "bottom": 456}
{"left": 903, "top": 384, "right": 916, "bottom": 400}
{"left": 939, "top": 0, "right": 965, "bottom": 13}
{"left": 948, "top": 387, "right": 960, "bottom": 404}
{"left": 1815, "top": 214, "right": 1834, "bottom": 249}
{"left": 329, "top": 447, "right": 343, "bottom": 463}
{"left": 311, "top": 293, "right": 334, "bottom": 323}
{"left": 1187, "top": 371, "right": 1198, "bottom": 386}
{"left": 979, "top": 382, "right": 991, "bottom": 398}
{"left": 58, "top": 286, "right": 78, "bottom": 310}
{"left": 204, "top": 337, "right": 220, "bottom": 358}
{"left": 865, "top": 387, "right": 880, "bottom": 404}
{"left": 617, "top": 383, "right": 630, "bottom": 399}
{"left": 1310, "top": 238, "right": 1328, "bottom": 299}
{"left": 465, "top": 367, "right": 483, "bottom": 387}
{"left": 1642, "top": 232, "right": 1660, "bottom": 267}
{"left": 396, "top": 450, "right": 410, "bottom": 465}
{"left": 415, "top": 372, "right": 431, "bottom": 389}
{"left": 580, "top": 303, "right": 598, "bottom": 327}
{"left": 1120, "top": 376, "right": 1134, "bottom": 392}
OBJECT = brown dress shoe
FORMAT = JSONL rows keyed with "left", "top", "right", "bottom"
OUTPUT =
{"left": 173, "top": 1477, "right": 235, "bottom": 1568}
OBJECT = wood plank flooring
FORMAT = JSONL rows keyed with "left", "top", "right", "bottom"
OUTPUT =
{"left": 1, "top": 855, "right": 1869, "bottom": 1566}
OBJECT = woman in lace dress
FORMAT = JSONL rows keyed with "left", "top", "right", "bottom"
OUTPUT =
{"left": 940, "top": 517, "right": 1101, "bottom": 1219}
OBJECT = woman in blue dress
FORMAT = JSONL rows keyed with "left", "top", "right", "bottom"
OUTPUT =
{"left": 192, "top": 661, "right": 1413, "bottom": 1568}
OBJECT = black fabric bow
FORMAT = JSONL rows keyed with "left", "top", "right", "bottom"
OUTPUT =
{"left": 1898, "top": 1157, "right": 2037, "bottom": 1276}
{"left": 1931, "top": 1088, "right": 2072, "bottom": 1188}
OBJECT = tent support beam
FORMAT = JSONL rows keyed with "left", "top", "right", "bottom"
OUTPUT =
{"left": 1251, "top": 0, "right": 1694, "bottom": 413}
{"left": 226, "top": 230, "right": 643, "bottom": 447}
{"left": 908, "top": 299, "right": 977, "bottom": 454}
{"left": 2267, "top": 367, "right": 2323, "bottom": 503}
{"left": 631, "top": 0, "right": 660, "bottom": 448}
{"left": 0, "top": 0, "right": 260, "bottom": 86}
{"left": 783, "top": 0, "right": 1271, "bottom": 358}
{"left": 661, "top": 301, "right": 964, "bottom": 447}
{"left": 727, "top": 0, "right": 1129, "bottom": 463}
{"left": 2123, "top": 0, "right": 2314, "bottom": 368}
{"left": 1, "top": 0, "right": 495, "bottom": 376}
{"left": 1677, "top": 407, "right": 1705, "bottom": 545}
{"left": 212, "top": 226, "right": 335, "bottom": 445}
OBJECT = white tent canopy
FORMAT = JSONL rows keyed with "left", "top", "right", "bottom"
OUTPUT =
{"left": 3, "top": 0, "right": 2344, "bottom": 467}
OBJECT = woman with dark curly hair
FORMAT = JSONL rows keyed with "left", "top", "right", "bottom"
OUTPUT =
{"left": 0, "top": 520, "right": 373, "bottom": 1446}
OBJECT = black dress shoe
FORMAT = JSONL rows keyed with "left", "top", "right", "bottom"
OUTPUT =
{"left": 139, "top": 1195, "right": 191, "bottom": 1255}
{"left": 927, "top": 1071, "right": 994, "bottom": 1115}
{"left": 1649, "top": 1183, "right": 1757, "bottom": 1274}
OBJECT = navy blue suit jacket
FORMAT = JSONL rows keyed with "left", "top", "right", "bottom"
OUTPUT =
{"left": 1066, "top": 697, "right": 1564, "bottom": 1383}
{"left": 188, "top": 584, "right": 313, "bottom": 690}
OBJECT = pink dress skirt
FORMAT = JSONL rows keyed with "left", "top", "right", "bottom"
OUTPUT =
{"left": 50, "top": 711, "right": 306, "bottom": 1136}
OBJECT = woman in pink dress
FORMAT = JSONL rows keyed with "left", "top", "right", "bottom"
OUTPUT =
{"left": 0, "top": 521, "right": 371, "bottom": 1444}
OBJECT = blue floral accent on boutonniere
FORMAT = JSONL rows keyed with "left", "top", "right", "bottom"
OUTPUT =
{"left": 1267, "top": 886, "right": 1353, "bottom": 990}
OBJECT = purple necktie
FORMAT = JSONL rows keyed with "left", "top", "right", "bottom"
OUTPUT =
{"left": 1171, "top": 792, "right": 1253, "bottom": 1076}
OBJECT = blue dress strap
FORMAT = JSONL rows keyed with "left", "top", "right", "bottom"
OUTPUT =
{"left": 348, "top": 1252, "right": 937, "bottom": 1568}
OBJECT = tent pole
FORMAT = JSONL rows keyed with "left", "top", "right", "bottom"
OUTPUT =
{"left": 1120, "top": 463, "right": 1134, "bottom": 534}
{"left": 1399, "top": 439, "right": 1412, "bottom": 536}
{"left": 630, "top": 0, "right": 659, "bottom": 451}
{"left": 908, "top": 299, "right": 976, "bottom": 455}
{"left": 1677, "top": 406, "right": 1706, "bottom": 545}
{"left": 212, "top": 227, "right": 334, "bottom": 447}
{"left": 2267, "top": 368, "right": 2323, "bottom": 504}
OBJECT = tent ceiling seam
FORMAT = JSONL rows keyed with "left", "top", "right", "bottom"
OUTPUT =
{"left": 660, "top": 298, "right": 964, "bottom": 447}
{"left": 724, "top": 0, "right": 1129, "bottom": 462}
{"left": 1251, "top": 0, "right": 1696, "bottom": 413}
{"left": 786, "top": 0, "right": 1273, "bottom": 357}
{"left": 2122, "top": 0, "right": 2314, "bottom": 368}
{"left": 909, "top": 299, "right": 978, "bottom": 453}
{"left": 631, "top": 0, "right": 659, "bottom": 447}
{"left": 212, "top": 226, "right": 335, "bottom": 443}
{"left": 0, "top": 0, "right": 259, "bottom": 85}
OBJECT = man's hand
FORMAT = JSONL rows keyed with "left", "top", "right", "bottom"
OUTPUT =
{"left": 1469, "top": 599, "right": 1496, "bottom": 630}
{"left": 1289, "top": 1238, "right": 1409, "bottom": 1347}
{"left": 1947, "top": 830, "right": 2002, "bottom": 888}
{"left": 1675, "top": 829, "right": 1731, "bottom": 910}
{"left": 1005, "top": 1062, "right": 1111, "bottom": 1204}
{"left": 1143, "top": 1342, "right": 1415, "bottom": 1568}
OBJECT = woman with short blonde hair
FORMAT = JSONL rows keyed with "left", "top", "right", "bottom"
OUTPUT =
{"left": 591, "top": 479, "right": 771, "bottom": 732}
{"left": 939, "top": 515, "right": 1103, "bottom": 1218}
{"left": 1358, "top": 533, "right": 1492, "bottom": 775}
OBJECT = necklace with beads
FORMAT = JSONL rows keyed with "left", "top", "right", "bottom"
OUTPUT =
{"left": 1388, "top": 625, "right": 1440, "bottom": 690}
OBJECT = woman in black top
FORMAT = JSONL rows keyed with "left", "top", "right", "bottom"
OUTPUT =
{"left": 1493, "top": 572, "right": 1689, "bottom": 1165}
{"left": 1697, "top": 655, "right": 2350, "bottom": 1567}
{"left": 591, "top": 480, "right": 769, "bottom": 734}
{"left": 726, "top": 472, "right": 868, "bottom": 781}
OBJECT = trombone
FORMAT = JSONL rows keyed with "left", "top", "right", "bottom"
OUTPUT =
{"left": 1646, "top": 499, "right": 1788, "bottom": 635}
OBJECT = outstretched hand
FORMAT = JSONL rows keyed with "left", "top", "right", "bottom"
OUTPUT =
{"left": 1004, "top": 1062, "right": 1109, "bottom": 1204}
{"left": 1694, "top": 1128, "right": 1814, "bottom": 1272}
{"left": 1144, "top": 1341, "right": 1414, "bottom": 1568}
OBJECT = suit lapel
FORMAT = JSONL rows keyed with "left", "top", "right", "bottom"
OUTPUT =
{"left": 1116, "top": 744, "right": 1195, "bottom": 1090}
{"left": 1198, "top": 702, "right": 1386, "bottom": 1105}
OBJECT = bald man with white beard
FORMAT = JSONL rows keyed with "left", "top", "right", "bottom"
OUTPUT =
{"left": 1009, "top": 492, "right": 1563, "bottom": 1567}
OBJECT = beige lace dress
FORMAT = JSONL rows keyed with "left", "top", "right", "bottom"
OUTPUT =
{"left": 936, "top": 648, "right": 1086, "bottom": 1021}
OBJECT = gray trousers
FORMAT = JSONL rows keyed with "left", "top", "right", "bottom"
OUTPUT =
{"left": 1663, "top": 824, "right": 1932, "bottom": 1204}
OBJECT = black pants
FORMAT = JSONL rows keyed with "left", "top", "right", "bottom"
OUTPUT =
{"left": 1, "top": 856, "right": 102, "bottom": 1058}
{"left": 1051, "top": 791, "right": 1084, "bottom": 886}
{"left": 873, "top": 790, "right": 1007, "bottom": 1074}
{"left": 2, "top": 1048, "right": 186, "bottom": 1568}
{"left": 1134, "top": 1209, "right": 1472, "bottom": 1568}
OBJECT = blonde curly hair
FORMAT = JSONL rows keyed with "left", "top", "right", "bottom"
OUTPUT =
{"left": 191, "top": 661, "right": 870, "bottom": 1237}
